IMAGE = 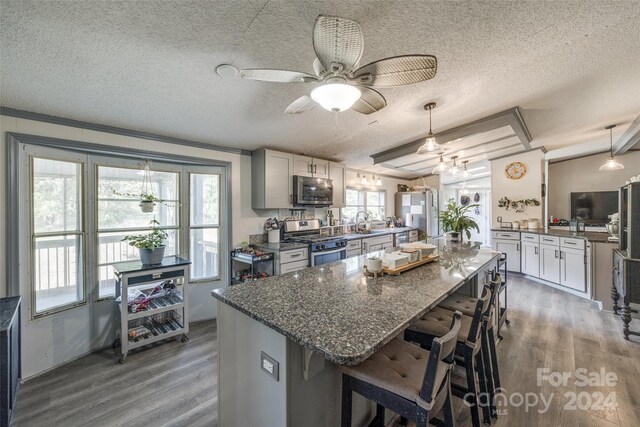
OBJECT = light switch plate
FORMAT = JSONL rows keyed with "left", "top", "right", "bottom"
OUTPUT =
{"left": 260, "top": 351, "right": 279, "bottom": 381}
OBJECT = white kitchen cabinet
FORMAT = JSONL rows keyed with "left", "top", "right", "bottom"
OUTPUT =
{"left": 293, "top": 155, "right": 314, "bottom": 177}
{"left": 277, "top": 248, "right": 309, "bottom": 275}
{"left": 492, "top": 238, "right": 520, "bottom": 272}
{"left": 539, "top": 244, "right": 560, "bottom": 283}
{"left": 521, "top": 241, "right": 540, "bottom": 277}
{"left": 362, "top": 234, "right": 393, "bottom": 254}
{"left": 293, "top": 155, "right": 330, "bottom": 179}
{"left": 560, "top": 247, "right": 586, "bottom": 292}
{"left": 329, "top": 162, "right": 346, "bottom": 208}
{"left": 346, "top": 239, "right": 361, "bottom": 258}
{"left": 312, "top": 158, "right": 330, "bottom": 179}
{"left": 252, "top": 149, "right": 294, "bottom": 209}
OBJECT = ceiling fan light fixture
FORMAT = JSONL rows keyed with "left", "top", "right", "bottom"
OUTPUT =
{"left": 599, "top": 124, "right": 624, "bottom": 172}
{"left": 310, "top": 78, "right": 361, "bottom": 112}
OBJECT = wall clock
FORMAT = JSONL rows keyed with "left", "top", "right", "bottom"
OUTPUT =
{"left": 505, "top": 161, "right": 527, "bottom": 180}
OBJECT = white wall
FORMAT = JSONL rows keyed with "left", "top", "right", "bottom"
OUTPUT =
{"left": 491, "top": 150, "right": 545, "bottom": 227}
{"left": 548, "top": 150, "right": 640, "bottom": 220}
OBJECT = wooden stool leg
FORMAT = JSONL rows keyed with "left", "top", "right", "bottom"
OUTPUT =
{"left": 443, "top": 386, "right": 455, "bottom": 427}
{"left": 341, "top": 375, "right": 353, "bottom": 427}
{"left": 481, "top": 327, "right": 497, "bottom": 419}
{"left": 488, "top": 325, "right": 501, "bottom": 391}
{"left": 416, "top": 408, "right": 429, "bottom": 427}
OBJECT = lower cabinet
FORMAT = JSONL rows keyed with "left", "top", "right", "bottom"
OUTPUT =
{"left": 492, "top": 239, "right": 521, "bottom": 272}
{"left": 362, "top": 235, "right": 393, "bottom": 254}
{"left": 277, "top": 248, "right": 309, "bottom": 275}
{"left": 560, "top": 247, "right": 586, "bottom": 292}
{"left": 346, "top": 239, "right": 362, "bottom": 259}
{"left": 521, "top": 241, "right": 540, "bottom": 277}
{"left": 539, "top": 244, "right": 561, "bottom": 283}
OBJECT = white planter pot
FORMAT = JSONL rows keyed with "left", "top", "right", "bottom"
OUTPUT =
{"left": 139, "top": 201, "right": 156, "bottom": 213}
{"left": 139, "top": 246, "right": 166, "bottom": 265}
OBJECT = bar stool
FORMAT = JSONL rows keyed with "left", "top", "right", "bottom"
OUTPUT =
{"left": 438, "top": 274, "right": 502, "bottom": 420}
{"left": 404, "top": 286, "right": 492, "bottom": 427}
{"left": 340, "top": 311, "right": 462, "bottom": 427}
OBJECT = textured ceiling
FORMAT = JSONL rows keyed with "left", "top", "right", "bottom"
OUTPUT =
{"left": 1, "top": 0, "right": 639, "bottom": 175}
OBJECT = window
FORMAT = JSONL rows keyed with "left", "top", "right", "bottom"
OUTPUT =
{"left": 341, "top": 188, "right": 386, "bottom": 223}
{"left": 24, "top": 144, "right": 227, "bottom": 316}
{"left": 31, "top": 157, "right": 85, "bottom": 314}
{"left": 96, "top": 165, "right": 180, "bottom": 298}
{"left": 189, "top": 173, "right": 220, "bottom": 281}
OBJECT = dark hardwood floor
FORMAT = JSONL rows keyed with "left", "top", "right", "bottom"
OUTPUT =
{"left": 12, "top": 277, "right": 640, "bottom": 426}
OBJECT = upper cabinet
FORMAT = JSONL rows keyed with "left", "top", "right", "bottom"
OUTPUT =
{"left": 293, "top": 155, "right": 329, "bottom": 179}
{"left": 329, "top": 162, "right": 346, "bottom": 208}
{"left": 252, "top": 149, "right": 293, "bottom": 209}
{"left": 253, "top": 149, "right": 343, "bottom": 209}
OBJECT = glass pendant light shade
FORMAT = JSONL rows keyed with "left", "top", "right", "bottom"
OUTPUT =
{"left": 462, "top": 161, "right": 470, "bottom": 179}
{"left": 310, "top": 78, "right": 361, "bottom": 112}
{"left": 599, "top": 124, "right": 624, "bottom": 172}
{"left": 361, "top": 174, "right": 368, "bottom": 185}
{"left": 599, "top": 156, "right": 624, "bottom": 171}
{"left": 417, "top": 102, "right": 438, "bottom": 154}
{"left": 432, "top": 156, "right": 448, "bottom": 174}
{"left": 449, "top": 157, "right": 460, "bottom": 176}
{"left": 375, "top": 175, "right": 382, "bottom": 186}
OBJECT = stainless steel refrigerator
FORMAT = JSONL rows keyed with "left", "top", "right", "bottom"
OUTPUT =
{"left": 395, "top": 190, "right": 441, "bottom": 240}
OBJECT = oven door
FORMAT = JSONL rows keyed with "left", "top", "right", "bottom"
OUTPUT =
{"left": 311, "top": 247, "right": 347, "bottom": 266}
{"left": 293, "top": 175, "right": 333, "bottom": 206}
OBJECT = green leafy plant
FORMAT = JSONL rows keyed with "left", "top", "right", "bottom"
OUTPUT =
{"left": 438, "top": 199, "right": 480, "bottom": 240}
{"left": 497, "top": 196, "right": 540, "bottom": 213}
{"left": 122, "top": 219, "right": 167, "bottom": 249}
{"left": 112, "top": 189, "right": 165, "bottom": 204}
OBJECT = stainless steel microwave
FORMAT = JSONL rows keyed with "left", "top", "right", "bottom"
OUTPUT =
{"left": 293, "top": 175, "right": 333, "bottom": 207}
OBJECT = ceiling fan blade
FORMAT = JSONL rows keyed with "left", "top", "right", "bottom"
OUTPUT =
{"left": 351, "top": 87, "right": 386, "bottom": 115}
{"left": 313, "top": 15, "right": 364, "bottom": 73}
{"left": 239, "top": 69, "right": 319, "bottom": 83}
{"left": 312, "top": 58, "right": 326, "bottom": 77}
{"left": 352, "top": 55, "right": 437, "bottom": 87}
{"left": 285, "top": 95, "right": 317, "bottom": 114}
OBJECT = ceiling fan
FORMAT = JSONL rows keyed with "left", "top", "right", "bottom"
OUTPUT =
{"left": 239, "top": 15, "right": 437, "bottom": 115}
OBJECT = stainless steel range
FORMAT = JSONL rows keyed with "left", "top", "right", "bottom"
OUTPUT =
{"left": 282, "top": 219, "right": 347, "bottom": 266}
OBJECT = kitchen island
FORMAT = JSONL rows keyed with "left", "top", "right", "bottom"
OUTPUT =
{"left": 212, "top": 240, "right": 501, "bottom": 427}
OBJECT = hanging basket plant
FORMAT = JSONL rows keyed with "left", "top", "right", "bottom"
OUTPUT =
{"left": 111, "top": 160, "right": 175, "bottom": 213}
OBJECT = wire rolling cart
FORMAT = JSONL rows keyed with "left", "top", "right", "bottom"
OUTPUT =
{"left": 112, "top": 256, "right": 191, "bottom": 364}
{"left": 230, "top": 249, "right": 274, "bottom": 285}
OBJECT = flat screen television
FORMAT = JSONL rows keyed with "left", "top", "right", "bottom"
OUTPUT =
{"left": 570, "top": 191, "right": 618, "bottom": 224}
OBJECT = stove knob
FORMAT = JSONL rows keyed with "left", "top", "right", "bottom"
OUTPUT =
{"left": 320, "top": 244, "right": 326, "bottom": 250}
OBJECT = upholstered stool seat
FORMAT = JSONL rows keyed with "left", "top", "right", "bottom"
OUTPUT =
{"left": 341, "top": 338, "right": 431, "bottom": 402}
{"left": 410, "top": 306, "right": 473, "bottom": 343}
{"left": 438, "top": 294, "right": 478, "bottom": 317}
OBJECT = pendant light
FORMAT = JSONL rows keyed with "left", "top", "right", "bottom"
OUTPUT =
{"left": 374, "top": 174, "right": 382, "bottom": 186}
{"left": 449, "top": 156, "right": 460, "bottom": 176}
{"left": 417, "top": 102, "right": 438, "bottom": 154}
{"left": 432, "top": 155, "right": 448, "bottom": 174}
{"left": 360, "top": 172, "right": 368, "bottom": 185}
{"left": 462, "top": 160, "right": 470, "bottom": 179}
{"left": 599, "top": 124, "right": 624, "bottom": 171}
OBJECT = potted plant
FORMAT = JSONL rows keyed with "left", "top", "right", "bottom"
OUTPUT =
{"left": 438, "top": 199, "right": 480, "bottom": 242}
{"left": 111, "top": 189, "right": 170, "bottom": 213}
{"left": 122, "top": 219, "right": 168, "bottom": 265}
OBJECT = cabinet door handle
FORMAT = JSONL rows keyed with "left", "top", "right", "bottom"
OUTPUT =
{"left": 535, "top": 246, "right": 538, "bottom": 255}
{"left": 290, "top": 253, "right": 301, "bottom": 258}
{"left": 560, "top": 251, "right": 564, "bottom": 260}
{"left": 516, "top": 243, "right": 520, "bottom": 251}
{"left": 565, "top": 241, "right": 577, "bottom": 245}
{"left": 314, "top": 164, "right": 317, "bottom": 174}
{"left": 555, "top": 250, "right": 559, "bottom": 259}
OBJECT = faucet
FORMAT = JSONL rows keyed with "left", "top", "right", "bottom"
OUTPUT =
{"left": 355, "top": 210, "right": 369, "bottom": 232}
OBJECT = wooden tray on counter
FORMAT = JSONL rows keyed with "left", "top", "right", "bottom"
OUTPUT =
{"left": 364, "top": 254, "right": 439, "bottom": 277}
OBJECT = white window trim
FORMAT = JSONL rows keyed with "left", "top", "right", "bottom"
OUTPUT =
{"left": 19, "top": 143, "right": 229, "bottom": 318}
{"left": 343, "top": 187, "right": 387, "bottom": 222}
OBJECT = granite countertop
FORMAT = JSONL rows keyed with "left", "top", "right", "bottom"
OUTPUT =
{"left": 212, "top": 239, "right": 500, "bottom": 365}
{"left": 492, "top": 228, "right": 614, "bottom": 243}
{"left": 0, "top": 296, "right": 21, "bottom": 333}
{"left": 252, "top": 241, "right": 309, "bottom": 252}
